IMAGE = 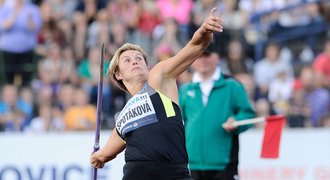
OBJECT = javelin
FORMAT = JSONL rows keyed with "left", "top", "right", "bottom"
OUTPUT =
{"left": 92, "top": 43, "right": 105, "bottom": 180}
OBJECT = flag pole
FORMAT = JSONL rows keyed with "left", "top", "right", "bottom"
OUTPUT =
{"left": 92, "top": 43, "right": 105, "bottom": 180}
{"left": 231, "top": 117, "right": 266, "bottom": 126}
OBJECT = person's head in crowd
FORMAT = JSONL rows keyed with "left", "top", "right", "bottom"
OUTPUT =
{"left": 235, "top": 73, "right": 255, "bottom": 102}
{"left": 265, "top": 42, "right": 280, "bottom": 61}
{"left": 56, "top": 84, "right": 75, "bottom": 110}
{"left": 324, "top": 37, "right": 330, "bottom": 55}
{"left": 154, "top": 44, "right": 175, "bottom": 62}
{"left": 227, "top": 39, "right": 244, "bottom": 62}
{"left": 300, "top": 65, "right": 321, "bottom": 91}
{"left": 37, "top": 85, "right": 53, "bottom": 107}
{"left": 191, "top": 43, "right": 219, "bottom": 79}
{"left": 320, "top": 115, "right": 330, "bottom": 127}
{"left": 255, "top": 98, "right": 271, "bottom": 123}
{"left": 73, "top": 88, "right": 91, "bottom": 107}
{"left": 1, "top": 85, "right": 18, "bottom": 106}
{"left": 47, "top": 43, "right": 62, "bottom": 60}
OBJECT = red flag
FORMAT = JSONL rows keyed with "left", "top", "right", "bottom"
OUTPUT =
{"left": 260, "top": 115, "right": 286, "bottom": 158}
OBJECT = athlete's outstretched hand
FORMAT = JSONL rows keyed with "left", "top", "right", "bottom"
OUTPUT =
{"left": 200, "top": 7, "right": 224, "bottom": 34}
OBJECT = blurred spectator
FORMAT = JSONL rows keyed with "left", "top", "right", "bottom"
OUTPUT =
{"left": 0, "top": 85, "right": 32, "bottom": 131}
{"left": 235, "top": 73, "right": 256, "bottom": 105}
{"left": 0, "top": 0, "right": 42, "bottom": 86}
{"left": 64, "top": 87, "right": 96, "bottom": 131}
{"left": 153, "top": 44, "right": 175, "bottom": 63}
{"left": 156, "top": 0, "right": 192, "bottom": 26}
{"left": 287, "top": 80, "right": 309, "bottom": 128}
{"left": 299, "top": 65, "right": 330, "bottom": 127}
{"left": 59, "top": 46, "right": 79, "bottom": 84}
{"left": 106, "top": 0, "right": 139, "bottom": 39}
{"left": 72, "top": 11, "right": 87, "bottom": 61}
{"left": 320, "top": 115, "right": 330, "bottom": 127}
{"left": 254, "top": 98, "right": 271, "bottom": 128}
{"left": 269, "top": 1, "right": 324, "bottom": 35}
{"left": 34, "top": 85, "right": 54, "bottom": 107}
{"left": 134, "top": 0, "right": 161, "bottom": 55}
{"left": 77, "top": 47, "right": 112, "bottom": 115}
{"left": 320, "top": 0, "right": 330, "bottom": 23}
{"left": 46, "top": 0, "right": 77, "bottom": 21}
{"left": 268, "top": 70, "right": 293, "bottom": 114}
{"left": 220, "top": 0, "right": 249, "bottom": 39}
{"left": 253, "top": 42, "right": 293, "bottom": 99}
{"left": 137, "top": 0, "right": 160, "bottom": 35}
{"left": 75, "top": 0, "right": 106, "bottom": 25}
{"left": 191, "top": 0, "right": 221, "bottom": 36}
{"left": 107, "top": 21, "right": 128, "bottom": 56}
{"left": 153, "top": 18, "right": 183, "bottom": 64}
{"left": 35, "top": 1, "right": 65, "bottom": 57}
{"left": 56, "top": 83, "right": 75, "bottom": 112}
{"left": 312, "top": 38, "right": 330, "bottom": 88}
{"left": 221, "top": 39, "right": 254, "bottom": 75}
{"left": 25, "top": 104, "right": 65, "bottom": 133}
{"left": 18, "top": 87, "right": 34, "bottom": 117}
{"left": 86, "top": 9, "right": 110, "bottom": 49}
{"left": 37, "top": 43, "right": 73, "bottom": 84}
{"left": 156, "top": 0, "right": 193, "bottom": 43}
{"left": 190, "top": 0, "right": 231, "bottom": 56}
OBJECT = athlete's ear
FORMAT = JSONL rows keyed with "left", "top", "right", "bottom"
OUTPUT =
{"left": 115, "top": 72, "right": 123, "bottom": 81}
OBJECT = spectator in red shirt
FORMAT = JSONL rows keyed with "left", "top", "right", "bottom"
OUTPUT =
{"left": 313, "top": 38, "right": 330, "bottom": 88}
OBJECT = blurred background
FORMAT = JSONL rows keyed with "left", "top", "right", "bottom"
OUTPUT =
{"left": 0, "top": 0, "right": 329, "bottom": 179}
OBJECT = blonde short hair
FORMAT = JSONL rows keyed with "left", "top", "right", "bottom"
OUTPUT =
{"left": 107, "top": 43, "right": 148, "bottom": 91}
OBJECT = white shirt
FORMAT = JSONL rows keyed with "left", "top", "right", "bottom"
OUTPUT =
{"left": 192, "top": 67, "right": 221, "bottom": 106}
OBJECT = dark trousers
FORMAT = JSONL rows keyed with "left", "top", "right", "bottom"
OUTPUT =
{"left": 191, "top": 166, "right": 238, "bottom": 180}
{"left": 123, "top": 161, "right": 193, "bottom": 180}
{"left": 2, "top": 50, "right": 34, "bottom": 86}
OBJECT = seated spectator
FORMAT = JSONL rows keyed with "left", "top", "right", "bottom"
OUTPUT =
{"left": 106, "top": 0, "right": 139, "bottom": 39}
{"left": 74, "top": 0, "right": 106, "bottom": 25}
{"left": 64, "top": 87, "right": 96, "bottom": 131}
{"left": 254, "top": 42, "right": 293, "bottom": 99}
{"left": 55, "top": 83, "right": 75, "bottom": 112}
{"left": 0, "top": 85, "right": 32, "bottom": 131}
{"left": 156, "top": 0, "right": 193, "bottom": 42}
{"left": 254, "top": 98, "right": 271, "bottom": 128}
{"left": 299, "top": 65, "right": 330, "bottom": 127}
{"left": 221, "top": 39, "right": 254, "bottom": 75}
{"left": 25, "top": 105, "right": 65, "bottom": 133}
{"left": 35, "top": 1, "right": 65, "bottom": 57}
{"left": 72, "top": 11, "right": 88, "bottom": 61}
{"left": 86, "top": 9, "right": 111, "bottom": 49}
{"left": 313, "top": 38, "right": 330, "bottom": 88}
{"left": 287, "top": 80, "right": 309, "bottom": 128}
{"left": 235, "top": 73, "right": 256, "bottom": 105}
{"left": 77, "top": 47, "right": 112, "bottom": 115}
{"left": 268, "top": 70, "right": 293, "bottom": 114}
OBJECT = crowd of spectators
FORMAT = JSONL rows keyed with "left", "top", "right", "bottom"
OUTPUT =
{"left": 0, "top": 0, "right": 330, "bottom": 132}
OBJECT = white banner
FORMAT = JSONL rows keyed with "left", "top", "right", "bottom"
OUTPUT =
{"left": 0, "top": 129, "right": 330, "bottom": 180}
{"left": 239, "top": 128, "right": 330, "bottom": 180}
{"left": 0, "top": 132, "right": 125, "bottom": 180}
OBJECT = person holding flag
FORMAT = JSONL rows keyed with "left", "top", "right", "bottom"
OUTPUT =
{"left": 179, "top": 42, "right": 256, "bottom": 180}
{"left": 90, "top": 7, "right": 223, "bottom": 179}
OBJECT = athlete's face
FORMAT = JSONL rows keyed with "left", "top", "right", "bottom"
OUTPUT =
{"left": 115, "top": 50, "right": 149, "bottom": 83}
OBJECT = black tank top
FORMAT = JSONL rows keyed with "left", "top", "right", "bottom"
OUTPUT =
{"left": 115, "top": 82, "right": 188, "bottom": 163}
